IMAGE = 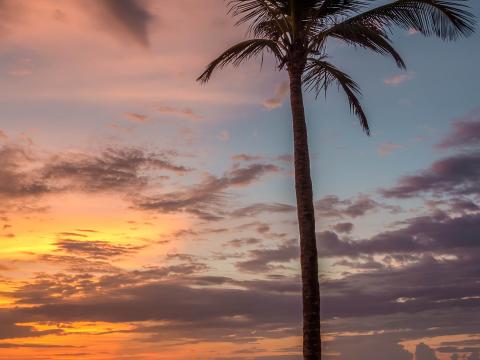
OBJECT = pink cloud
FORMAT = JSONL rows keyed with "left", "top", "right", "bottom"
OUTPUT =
{"left": 217, "top": 130, "right": 230, "bottom": 141}
{"left": 436, "top": 108, "right": 480, "bottom": 149}
{"left": 124, "top": 112, "right": 149, "bottom": 123}
{"left": 263, "top": 81, "right": 289, "bottom": 110}
{"left": 156, "top": 105, "right": 202, "bottom": 121}
{"left": 384, "top": 72, "right": 414, "bottom": 86}
{"left": 0, "top": 0, "right": 265, "bottom": 111}
{"left": 378, "top": 142, "right": 403, "bottom": 156}
{"left": 0, "top": 130, "right": 8, "bottom": 140}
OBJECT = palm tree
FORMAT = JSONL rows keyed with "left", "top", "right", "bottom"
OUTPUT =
{"left": 197, "top": 1, "right": 475, "bottom": 359}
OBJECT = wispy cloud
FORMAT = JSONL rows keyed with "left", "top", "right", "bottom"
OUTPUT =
{"left": 217, "top": 130, "right": 230, "bottom": 141}
{"left": 263, "top": 81, "right": 289, "bottom": 110}
{"left": 378, "top": 142, "right": 403, "bottom": 156}
{"left": 436, "top": 108, "right": 480, "bottom": 149}
{"left": 0, "top": 130, "right": 8, "bottom": 140}
{"left": 156, "top": 105, "right": 203, "bottom": 120}
{"left": 137, "top": 163, "right": 281, "bottom": 220}
{"left": 384, "top": 72, "right": 414, "bottom": 86}
{"left": 124, "top": 112, "right": 148, "bottom": 123}
{"left": 380, "top": 152, "right": 480, "bottom": 198}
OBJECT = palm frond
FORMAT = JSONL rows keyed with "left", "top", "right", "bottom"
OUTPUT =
{"left": 315, "top": 0, "right": 370, "bottom": 18}
{"left": 197, "top": 39, "right": 282, "bottom": 83}
{"left": 338, "top": 0, "right": 476, "bottom": 40}
{"left": 313, "top": 22, "right": 406, "bottom": 69}
{"left": 304, "top": 57, "right": 370, "bottom": 134}
{"left": 253, "top": 18, "right": 289, "bottom": 43}
{"left": 228, "top": 0, "right": 292, "bottom": 41}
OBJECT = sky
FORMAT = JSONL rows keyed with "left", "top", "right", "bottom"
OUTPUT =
{"left": 0, "top": 0, "right": 479, "bottom": 359}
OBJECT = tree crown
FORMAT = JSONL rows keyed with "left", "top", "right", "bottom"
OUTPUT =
{"left": 198, "top": 0, "right": 476, "bottom": 134}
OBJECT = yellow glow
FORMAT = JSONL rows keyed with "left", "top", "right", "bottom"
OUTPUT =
{"left": 18, "top": 321, "right": 135, "bottom": 334}
{"left": 0, "top": 192, "right": 187, "bottom": 259}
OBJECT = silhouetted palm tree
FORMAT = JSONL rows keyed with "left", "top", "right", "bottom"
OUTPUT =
{"left": 197, "top": 1, "right": 475, "bottom": 358}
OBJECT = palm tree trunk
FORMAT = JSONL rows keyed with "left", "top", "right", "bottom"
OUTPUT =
{"left": 288, "top": 69, "right": 321, "bottom": 360}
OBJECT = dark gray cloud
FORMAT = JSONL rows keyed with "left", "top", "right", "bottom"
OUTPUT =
{"left": 236, "top": 240, "right": 298, "bottom": 273}
{"left": 0, "top": 145, "right": 188, "bottom": 200}
{"left": 231, "top": 202, "right": 295, "bottom": 218}
{"left": 0, "top": 343, "right": 75, "bottom": 348}
{"left": 323, "top": 334, "right": 413, "bottom": 360}
{"left": 317, "top": 213, "right": 480, "bottom": 258}
{"left": 43, "top": 147, "right": 189, "bottom": 192}
{"left": 8, "top": 262, "right": 210, "bottom": 307}
{"left": 0, "top": 0, "right": 153, "bottom": 46}
{"left": 225, "top": 237, "right": 262, "bottom": 248}
{"left": 381, "top": 152, "right": 480, "bottom": 198}
{"left": 315, "top": 194, "right": 401, "bottom": 219}
{"left": 0, "top": 145, "right": 49, "bottom": 198}
{"left": 137, "top": 163, "right": 280, "bottom": 219}
{"left": 55, "top": 238, "right": 145, "bottom": 259}
{"left": 416, "top": 343, "right": 439, "bottom": 360}
{"left": 332, "top": 222, "right": 354, "bottom": 234}
{"left": 93, "top": 0, "right": 153, "bottom": 47}
{"left": 436, "top": 109, "right": 480, "bottom": 149}
{"left": 8, "top": 277, "right": 301, "bottom": 343}
{"left": 38, "top": 253, "right": 120, "bottom": 274}
{"left": 321, "top": 253, "right": 480, "bottom": 320}
{"left": 437, "top": 339, "right": 480, "bottom": 360}
{"left": 0, "top": 310, "right": 61, "bottom": 340}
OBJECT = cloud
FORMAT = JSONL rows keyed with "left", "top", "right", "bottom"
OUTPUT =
{"left": 124, "top": 112, "right": 149, "bottom": 123}
{"left": 231, "top": 154, "right": 263, "bottom": 162}
{"left": 384, "top": 72, "right": 414, "bottom": 86}
{"left": 225, "top": 237, "right": 262, "bottom": 248}
{"left": 263, "top": 81, "right": 289, "bottom": 110}
{"left": 378, "top": 142, "right": 403, "bottom": 156}
{"left": 6, "top": 274, "right": 302, "bottom": 344}
{"left": 0, "top": 310, "right": 61, "bottom": 340}
{"left": 42, "top": 147, "right": 189, "bottom": 193}
{"left": 0, "top": 343, "right": 75, "bottom": 348}
{"left": 236, "top": 240, "right": 298, "bottom": 273}
{"left": 0, "top": 0, "right": 153, "bottom": 48}
{"left": 436, "top": 109, "right": 480, "bottom": 149}
{"left": 332, "top": 222, "right": 354, "bottom": 234}
{"left": 0, "top": 130, "right": 7, "bottom": 140}
{"left": 156, "top": 105, "right": 202, "bottom": 120}
{"left": 324, "top": 334, "right": 413, "bottom": 360}
{"left": 315, "top": 194, "right": 400, "bottom": 219}
{"left": 415, "top": 343, "right": 439, "bottom": 360}
{"left": 0, "top": 144, "right": 192, "bottom": 219}
{"left": 0, "top": 144, "right": 49, "bottom": 199}
{"left": 321, "top": 256, "right": 480, "bottom": 322}
{"left": 55, "top": 239, "right": 145, "bottom": 259}
{"left": 231, "top": 202, "right": 295, "bottom": 218}
{"left": 137, "top": 163, "right": 280, "bottom": 219}
{"left": 218, "top": 130, "right": 230, "bottom": 141}
{"left": 92, "top": 0, "right": 153, "bottom": 47}
{"left": 380, "top": 152, "right": 480, "bottom": 198}
{"left": 317, "top": 212, "right": 480, "bottom": 258}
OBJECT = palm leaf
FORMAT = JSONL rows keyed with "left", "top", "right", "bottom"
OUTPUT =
{"left": 337, "top": 0, "right": 476, "bottom": 40}
{"left": 197, "top": 39, "right": 282, "bottom": 83}
{"left": 304, "top": 57, "right": 370, "bottom": 134}
{"left": 315, "top": 0, "right": 370, "bottom": 18}
{"left": 227, "top": 0, "right": 292, "bottom": 41}
{"left": 313, "top": 22, "right": 406, "bottom": 69}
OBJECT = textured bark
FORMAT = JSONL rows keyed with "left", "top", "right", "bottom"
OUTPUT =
{"left": 289, "top": 69, "right": 321, "bottom": 360}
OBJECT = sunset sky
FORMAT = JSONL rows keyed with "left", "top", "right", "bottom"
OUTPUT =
{"left": 0, "top": 1, "right": 480, "bottom": 359}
